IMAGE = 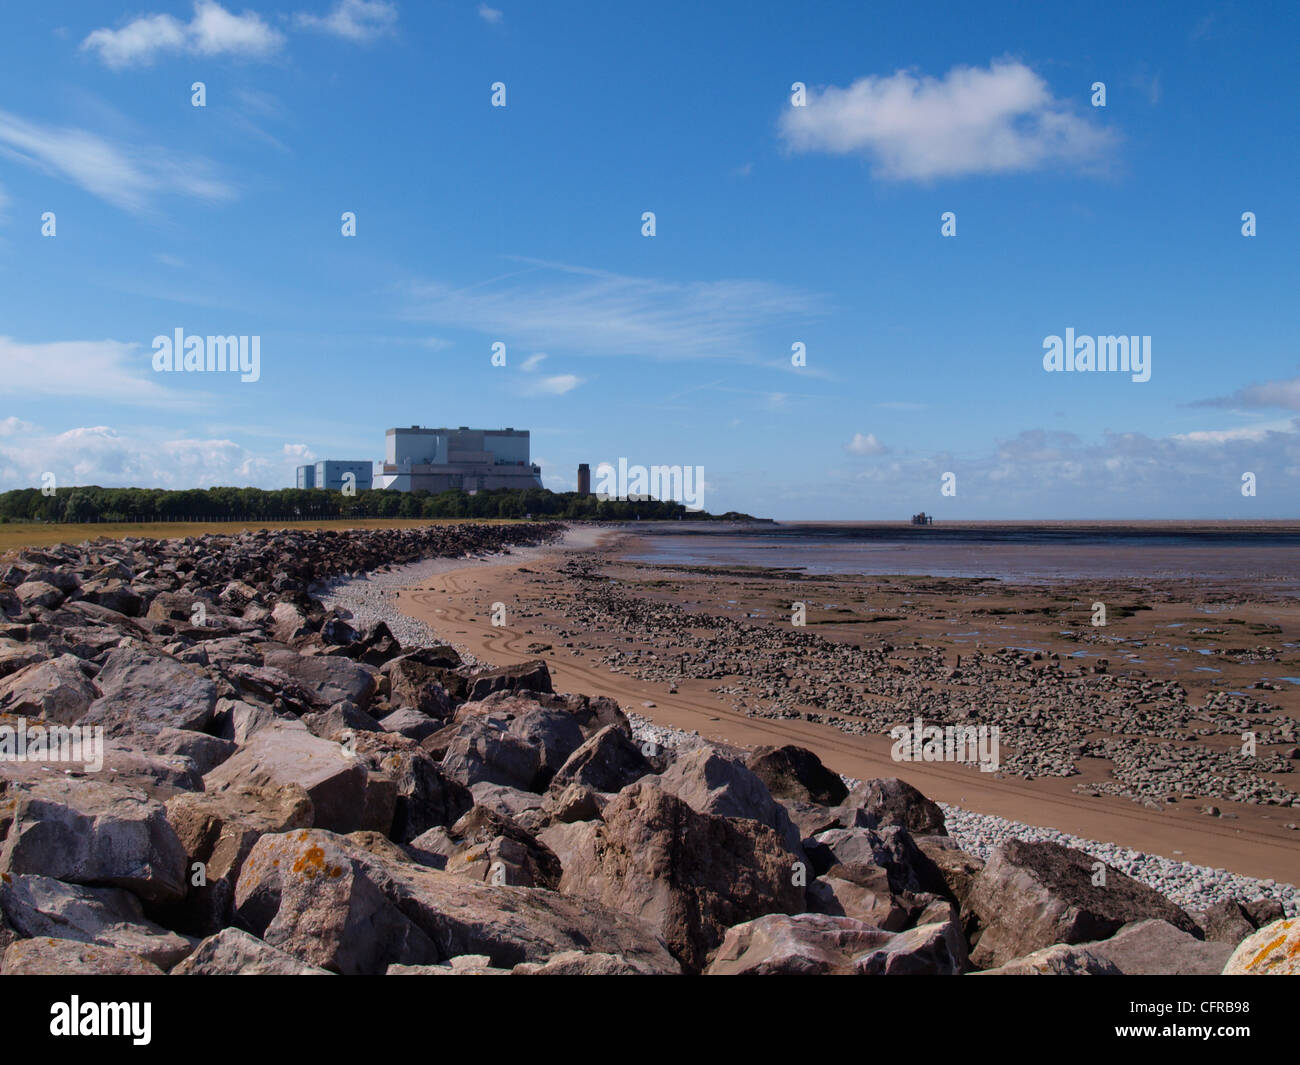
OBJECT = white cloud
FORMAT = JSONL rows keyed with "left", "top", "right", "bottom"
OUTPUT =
{"left": 0, "top": 417, "right": 35, "bottom": 437}
{"left": 406, "top": 259, "right": 824, "bottom": 365}
{"left": 520, "top": 352, "right": 548, "bottom": 372}
{"left": 1172, "top": 426, "right": 1279, "bottom": 445}
{"left": 478, "top": 4, "right": 504, "bottom": 24}
{"left": 1194, "top": 376, "right": 1300, "bottom": 412}
{"left": 296, "top": 0, "right": 398, "bottom": 41}
{"left": 0, "top": 108, "right": 234, "bottom": 213}
{"left": 821, "top": 420, "right": 1300, "bottom": 517}
{"left": 81, "top": 2, "right": 285, "bottom": 68}
{"left": 779, "top": 60, "right": 1116, "bottom": 181}
{"left": 843, "top": 431, "right": 888, "bottom": 456}
{"left": 526, "top": 374, "right": 582, "bottom": 396}
{"left": 283, "top": 443, "right": 315, "bottom": 461}
{"left": 0, "top": 336, "right": 202, "bottom": 408}
{"left": 0, "top": 424, "right": 287, "bottom": 490}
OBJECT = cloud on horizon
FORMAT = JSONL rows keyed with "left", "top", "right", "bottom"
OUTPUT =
{"left": 0, "top": 423, "right": 291, "bottom": 491}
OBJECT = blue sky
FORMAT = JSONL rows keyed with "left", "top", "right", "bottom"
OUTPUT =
{"left": 2, "top": 0, "right": 1298, "bottom": 519}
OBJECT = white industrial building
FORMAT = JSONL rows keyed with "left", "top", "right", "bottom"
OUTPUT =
{"left": 373, "top": 426, "right": 543, "bottom": 493}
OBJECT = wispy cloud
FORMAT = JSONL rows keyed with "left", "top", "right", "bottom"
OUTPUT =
{"left": 478, "top": 4, "right": 504, "bottom": 25}
{"left": 296, "top": 0, "right": 398, "bottom": 42}
{"left": 779, "top": 59, "right": 1116, "bottom": 181}
{"left": 405, "top": 259, "right": 825, "bottom": 365}
{"left": 0, "top": 108, "right": 234, "bottom": 213}
{"left": 520, "top": 352, "right": 547, "bottom": 372}
{"left": 1192, "top": 376, "right": 1300, "bottom": 412}
{"left": 81, "top": 1, "right": 285, "bottom": 68}
{"left": 0, "top": 336, "right": 203, "bottom": 408}
{"left": 525, "top": 373, "right": 583, "bottom": 396}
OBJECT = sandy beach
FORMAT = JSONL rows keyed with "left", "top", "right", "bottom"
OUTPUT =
{"left": 392, "top": 524, "right": 1300, "bottom": 888}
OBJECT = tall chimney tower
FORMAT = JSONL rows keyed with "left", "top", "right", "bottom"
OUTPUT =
{"left": 577, "top": 463, "right": 591, "bottom": 495}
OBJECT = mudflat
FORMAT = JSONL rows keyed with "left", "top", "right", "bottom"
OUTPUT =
{"left": 396, "top": 527, "right": 1300, "bottom": 885}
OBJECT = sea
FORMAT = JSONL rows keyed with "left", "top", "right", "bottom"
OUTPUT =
{"left": 617, "top": 522, "right": 1300, "bottom": 585}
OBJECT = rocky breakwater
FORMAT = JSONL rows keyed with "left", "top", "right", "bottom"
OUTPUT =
{"left": 0, "top": 522, "right": 1293, "bottom": 975}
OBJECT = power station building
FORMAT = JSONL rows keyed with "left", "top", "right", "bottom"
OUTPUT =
{"left": 297, "top": 460, "right": 373, "bottom": 492}
{"left": 372, "top": 426, "right": 543, "bottom": 493}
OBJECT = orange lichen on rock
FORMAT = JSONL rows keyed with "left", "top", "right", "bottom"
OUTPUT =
{"left": 1224, "top": 917, "right": 1300, "bottom": 975}
{"left": 292, "top": 844, "right": 326, "bottom": 878}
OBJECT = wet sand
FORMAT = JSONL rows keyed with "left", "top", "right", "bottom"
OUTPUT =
{"left": 394, "top": 526, "right": 1300, "bottom": 886}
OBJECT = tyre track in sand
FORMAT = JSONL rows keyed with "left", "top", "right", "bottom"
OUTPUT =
{"left": 396, "top": 562, "right": 1300, "bottom": 885}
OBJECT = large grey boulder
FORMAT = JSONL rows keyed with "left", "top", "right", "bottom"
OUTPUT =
{"left": 809, "top": 825, "right": 950, "bottom": 898}
{"left": 350, "top": 730, "right": 473, "bottom": 843}
{"left": 1084, "top": 919, "right": 1234, "bottom": 975}
{"left": 465, "top": 659, "right": 553, "bottom": 702}
{"left": 439, "top": 702, "right": 585, "bottom": 793}
{"left": 1194, "top": 898, "right": 1263, "bottom": 944}
{"left": 78, "top": 579, "right": 145, "bottom": 617}
{"left": 16, "top": 581, "right": 64, "bottom": 610}
{"left": 0, "top": 873, "right": 192, "bottom": 967}
{"left": 555, "top": 779, "right": 804, "bottom": 974}
{"left": 234, "top": 828, "right": 679, "bottom": 975}
{"left": 745, "top": 745, "right": 848, "bottom": 806}
{"left": 162, "top": 782, "right": 314, "bottom": 935}
{"left": 204, "top": 722, "right": 393, "bottom": 836}
{"left": 439, "top": 806, "right": 562, "bottom": 889}
{"left": 81, "top": 644, "right": 217, "bottom": 737}
{"left": 380, "top": 651, "right": 459, "bottom": 717}
{"left": 262, "top": 649, "right": 378, "bottom": 709}
{"left": 0, "top": 739, "right": 203, "bottom": 801}
{"left": 149, "top": 727, "right": 237, "bottom": 774}
{"left": 0, "top": 778, "right": 188, "bottom": 903}
{"left": 513, "top": 950, "right": 665, "bottom": 975}
{"left": 963, "top": 840, "right": 1200, "bottom": 970}
{"left": 0, "top": 640, "right": 46, "bottom": 678}
{"left": 974, "top": 943, "right": 1122, "bottom": 975}
{"left": 0, "top": 654, "right": 97, "bottom": 723}
{"left": 705, "top": 912, "right": 967, "bottom": 975}
{"left": 658, "top": 747, "right": 804, "bottom": 857}
{"left": 1, "top": 937, "right": 165, "bottom": 976}
{"left": 838, "top": 778, "right": 947, "bottom": 836}
{"left": 172, "top": 928, "right": 331, "bottom": 975}
{"left": 381, "top": 706, "right": 441, "bottom": 743}
{"left": 547, "top": 724, "right": 652, "bottom": 795}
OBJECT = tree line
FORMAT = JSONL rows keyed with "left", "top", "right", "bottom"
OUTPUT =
{"left": 0, "top": 485, "right": 755, "bottom": 524}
